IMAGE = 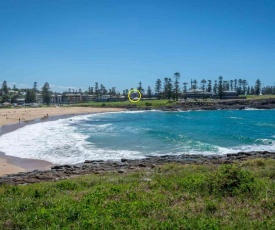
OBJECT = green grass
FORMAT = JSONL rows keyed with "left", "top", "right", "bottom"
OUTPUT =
{"left": 246, "top": 94, "right": 275, "bottom": 100}
{"left": 73, "top": 99, "right": 177, "bottom": 108}
{"left": 1, "top": 95, "right": 274, "bottom": 110}
{"left": 1, "top": 159, "right": 275, "bottom": 229}
{"left": 70, "top": 95, "right": 275, "bottom": 108}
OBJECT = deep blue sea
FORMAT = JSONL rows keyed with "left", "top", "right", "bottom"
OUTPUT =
{"left": 0, "top": 110, "right": 274, "bottom": 164}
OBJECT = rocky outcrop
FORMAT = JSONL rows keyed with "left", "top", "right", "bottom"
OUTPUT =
{"left": 1, "top": 151, "right": 274, "bottom": 185}
{"left": 177, "top": 98, "right": 275, "bottom": 111}
{"left": 124, "top": 98, "right": 275, "bottom": 111}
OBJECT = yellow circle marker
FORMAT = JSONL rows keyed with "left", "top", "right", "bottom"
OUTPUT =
{"left": 128, "top": 89, "right": 142, "bottom": 103}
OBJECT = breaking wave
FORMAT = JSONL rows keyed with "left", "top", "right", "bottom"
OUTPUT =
{"left": 0, "top": 110, "right": 274, "bottom": 164}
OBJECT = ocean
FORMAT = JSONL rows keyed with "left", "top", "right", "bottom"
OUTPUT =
{"left": 0, "top": 110, "right": 274, "bottom": 164}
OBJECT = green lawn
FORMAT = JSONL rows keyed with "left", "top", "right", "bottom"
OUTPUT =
{"left": 73, "top": 99, "right": 177, "bottom": 108}
{"left": 1, "top": 159, "right": 275, "bottom": 229}
{"left": 245, "top": 94, "right": 275, "bottom": 100}
{"left": 70, "top": 95, "right": 275, "bottom": 108}
{"left": 1, "top": 95, "right": 275, "bottom": 110}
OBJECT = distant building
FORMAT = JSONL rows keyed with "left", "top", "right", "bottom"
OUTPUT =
{"left": 222, "top": 91, "right": 239, "bottom": 99}
{"left": 96, "top": 95, "right": 110, "bottom": 102}
{"left": 51, "top": 94, "right": 63, "bottom": 104}
{"left": 36, "top": 93, "right": 43, "bottom": 103}
{"left": 16, "top": 98, "right": 25, "bottom": 105}
{"left": 62, "top": 93, "right": 82, "bottom": 103}
{"left": 211, "top": 91, "right": 243, "bottom": 99}
{"left": 97, "top": 95, "right": 126, "bottom": 102}
{"left": 184, "top": 89, "right": 213, "bottom": 99}
{"left": 58, "top": 93, "right": 96, "bottom": 104}
{"left": 108, "top": 96, "right": 126, "bottom": 102}
{"left": 82, "top": 95, "right": 95, "bottom": 102}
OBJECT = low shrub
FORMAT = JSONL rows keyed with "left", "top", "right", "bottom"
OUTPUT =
{"left": 205, "top": 201, "right": 217, "bottom": 214}
{"left": 56, "top": 181, "right": 78, "bottom": 191}
{"left": 209, "top": 164, "right": 256, "bottom": 196}
{"left": 145, "top": 102, "right": 152, "bottom": 106}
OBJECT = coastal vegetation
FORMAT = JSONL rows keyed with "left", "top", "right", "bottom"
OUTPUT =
{"left": 0, "top": 75, "right": 275, "bottom": 105}
{"left": 0, "top": 159, "right": 274, "bottom": 229}
{"left": 74, "top": 99, "right": 177, "bottom": 108}
{"left": 246, "top": 94, "right": 275, "bottom": 100}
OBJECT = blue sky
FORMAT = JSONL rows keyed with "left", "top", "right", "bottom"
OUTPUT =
{"left": 1, "top": 0, "right": 275, "bottom": 92}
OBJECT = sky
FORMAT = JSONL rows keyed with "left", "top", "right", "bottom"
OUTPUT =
{"left": 1, "top": 0, "right": 275, "bottom": 93}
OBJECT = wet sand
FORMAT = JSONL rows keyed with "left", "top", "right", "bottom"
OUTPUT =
{"left": 0, "top": 157, "right": 26, "bottom": 177}
{"left": 0, "top": 152, "right": 52, "bottom": 177}
{"left": 0, "top": 107, "right": 125, "bottom": 176}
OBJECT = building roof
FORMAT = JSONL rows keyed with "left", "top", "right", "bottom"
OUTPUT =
{"left": 186, "top": 90, "right": 212, "bottom": 95}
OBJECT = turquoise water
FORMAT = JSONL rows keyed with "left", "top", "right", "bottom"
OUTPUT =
{"left": 0, "top": 110, "right": 274, "bottom": 164}
{"left": 75, "top": 110, "right": 275, "bottom": 156}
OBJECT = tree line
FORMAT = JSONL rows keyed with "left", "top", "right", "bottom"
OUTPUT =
{"left": 151, "top": 74, "right": 268, "bottom": 100}
{"left": 0, "top": 81, "right": 51, "bottom": 104}
{"left": 1, "top": 75, "right": 274, "bottom": 104}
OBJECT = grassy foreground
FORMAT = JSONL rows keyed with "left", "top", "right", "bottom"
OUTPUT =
{"left": 0, "top": 159, "right": 275, "bottom": 229}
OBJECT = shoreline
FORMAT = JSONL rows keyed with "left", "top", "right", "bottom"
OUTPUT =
{"left": 0, "top": 106, "right": 125, "bottom": 127}
{"left": 0, "top": 152, "right": 52, "bottom": 177}
{"left": 0, "top": 107, "right": 125, "bottom": 175}
{"left": 1, "top": 151, "right": 274, "bottom": 185}
{"left": 0, "top": 104, "right": 274, "bottom": 178}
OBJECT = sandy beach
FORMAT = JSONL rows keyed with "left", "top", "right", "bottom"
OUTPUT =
{"left": 0, "top": 106, "right": 125, "bottom": 176}
{"left": 0, "top": 158, "right": 26, "bottom": 176}
{"left": 0, "top": 106, "right": 124, "bottom": 126}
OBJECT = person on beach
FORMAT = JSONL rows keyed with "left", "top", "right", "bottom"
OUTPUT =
{"left": 19, "top": 118, "right": 20, "bottom": 123}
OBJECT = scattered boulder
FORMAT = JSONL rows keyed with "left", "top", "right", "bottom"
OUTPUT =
{"left": 0, "top": 151, "right": 274, "bottom": 185}
{"left": 118, "top": 169, "right": 126, "bottom": 174}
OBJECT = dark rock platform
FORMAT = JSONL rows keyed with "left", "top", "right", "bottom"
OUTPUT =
{"left": 1, "top": 151, "right": 274, "bottom": 185}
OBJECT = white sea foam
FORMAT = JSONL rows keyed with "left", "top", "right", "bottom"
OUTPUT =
{"left": 244, "top": 107, "right": 265, "bottom": 110}
{"left": 229, "top": 116, "right": 243, "bottom": 120}
{"left": 215, "top": 144, "right": 275, "bottom": 154}
{"left": 0, "top": 118, "right": 142, "bottom": 164}
{"left": 178, "top": 110, "right": 191, "bottom": 113}
{"left": 255, "top": 138, "right": 275, "bottom": 145}
{"left": 1, "top": 111, "right": 274, "bottom": 164}
{"left": 120, "top": 110, "right": 146, "bottom": 114}
{"left": 257, "top": 123, "right": 275, "bottom": 128}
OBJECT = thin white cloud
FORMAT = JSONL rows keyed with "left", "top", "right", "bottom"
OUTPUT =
{"left": 0, "top": 81, "right": 16, "bottom": 86}
{"left": 45, "top": 85, "right": 84, "bottom": 93}
{"left": 0, "top": 82, "right": 86, "bottom": 92}
{"left": 55, "top": 86, "right": 80, "bottom": 90}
